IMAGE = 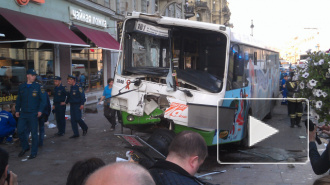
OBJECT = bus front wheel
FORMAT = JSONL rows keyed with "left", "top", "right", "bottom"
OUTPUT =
{"left": 147, "top": 129, "right": 176, "bottom": 157}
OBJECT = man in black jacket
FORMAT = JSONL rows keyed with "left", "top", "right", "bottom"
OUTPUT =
{"left": 149, "top": 131, "right": 209, "bottom": 185}
{"left": 286, "top": 73, "right": 303, "bottom": 128}
{"left": 309, "top": 123, "right": 330, "bottom": 175}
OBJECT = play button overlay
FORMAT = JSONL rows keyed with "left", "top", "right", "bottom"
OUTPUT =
{"left": 249, "top": 116, "right": 279, "bottom": 147}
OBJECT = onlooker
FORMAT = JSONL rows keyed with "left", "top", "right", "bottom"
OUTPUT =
{"left": 52, "top": 76, "right": 67, "bottom": 136}
{"left": 286, "top": 73, "right": 302, "bottom": 128}
{"left": 85, "top": 162, "right": 155, "bottom": 185}
{"left": 80, "top": 73, "right": 86, "bottom": 90}
{"left": 0, "top": 105, "right": 16, "bottom": 144}
{"left": 281, "top": 74, "right": 288, "bottom": 105}
{"left": 38, "top": 89, "right": 51, "bottom": 147}
{"left": 149, "top": 130, "right": 209, "bottom": 185}
{"left": 309, "top": 122, "right": 330, "bottom": 175}
{"left": 0, "top": 147, "right": 18, "bottom": 185}
{"left": 66, "top": 157, "right": 105, "bottom": 185}
{"left": 98, "top": 78, "right": 121, "bottom": 131}
{"left": 280, "top": 69, "right": 288, "bottom": 81}
{"left": 15, "top": 69, "right": 46, "bottom": 159}
{"left": 66, "top": 75, "right": 88, "bottom": 138}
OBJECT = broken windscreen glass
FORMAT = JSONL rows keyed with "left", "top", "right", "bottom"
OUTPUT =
{"left": 122, "top": 20, "right": 227, "bottom": 93}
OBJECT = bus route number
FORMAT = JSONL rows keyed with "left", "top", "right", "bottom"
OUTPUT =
{"left": 137, "top": 23, "right": 146, "bottom": 31}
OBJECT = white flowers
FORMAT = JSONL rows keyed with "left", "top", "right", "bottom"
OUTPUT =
{"left": 311, "top": 109, "right": 320, "bottom": 120}
{"left": 314, "top": 89, "right": 323, "bottom": 97}
{"left": 312, "top": 89, "right": 328, "bottom": 98}
{"left": 306, "top": 82, "right": 313, "bottom": 89}
{"left": 322, "top": 92, "right": 328, "bottom": 98}
{"left": 326, "top": 72, "right": 330, "bottom": 78}
{"left": 314, "top": 113, "right": 320, "bottom": 120}
{"left": 319, "top": 59, "right": 325, "bottom": 65}
{"left": 309, "top": 79, "right": 317, "bottom": 87}
{"left": 306, "top": 49, "right": 312, "bottom": 53}
{"left": 315, "top": 101, "right": 323, "bottom": 109}
{"left": 296, "top": 52, "right": 330, "bottom": 124}
{"left": 302, "top": 72, "right": 309, "bottom": 78}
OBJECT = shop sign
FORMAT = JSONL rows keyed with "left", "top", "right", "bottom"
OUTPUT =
{"left": 0, "top": 94, "right": 17, "bottom": 104}
{"left": 117, "top": 21, "right": 123, "bottom": 43}
{"left": 70, "top": 7, "right": 107, "bottom": 28}
{"left": 15, "top": 0, "right": 45, "bottom": 6}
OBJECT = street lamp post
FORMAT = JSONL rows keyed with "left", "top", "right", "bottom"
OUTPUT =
{"left": 250, "top": 19, "right": 254, "bottom": 37}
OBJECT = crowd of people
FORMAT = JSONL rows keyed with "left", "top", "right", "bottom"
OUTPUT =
{"left": 0, "top": 69, "right": 123, "bottom": 160}
{"left": 0, "top": 130, "right": 214, "bottom": 185}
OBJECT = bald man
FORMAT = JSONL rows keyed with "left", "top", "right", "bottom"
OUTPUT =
{"left": 149, "top": 130, "right": 209, "bottom": 185}
{"left": 84, "top": 162, "right": 155, "bottom": 185}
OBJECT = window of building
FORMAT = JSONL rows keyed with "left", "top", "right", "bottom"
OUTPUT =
{"left": 105, "top": 0, "right": 110, "bottom": 8}
{"left": 141, "top": 0, "right": 147, "bottom": 13}
{"left": 71, "top": 49, "right": 104, "bottom": 92}
{"left": 196, "top": 13, "right": 202, "bottom": 21}
{"left": 0, "top": 42, "right": 54, "bottom": 104}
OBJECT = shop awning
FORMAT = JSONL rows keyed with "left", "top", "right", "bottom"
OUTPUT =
{"left": 73, "top": 25, "right": 120, "bottom": 51}
{"left": 0, "top": 8, "right": 89, "bottom": 47}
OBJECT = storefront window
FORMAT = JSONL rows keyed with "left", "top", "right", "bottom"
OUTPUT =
{"left": 0, "top": 47, "right": 26, "bottom": 98}
{"left": 0, "top": 42, "right": 54, "bottom": 104}
{"left": 72, "top": 49, "right": 103, "bottom": 92}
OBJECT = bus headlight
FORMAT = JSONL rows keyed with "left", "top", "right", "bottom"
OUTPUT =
{"left": 127, "top": 114, "right": 135, "bottom": 122}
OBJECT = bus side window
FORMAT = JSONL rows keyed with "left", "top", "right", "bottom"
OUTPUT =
{"left": 232, "top": 52, "right": 244, "bottom": 89}
{"left": 254, "top": 52, "right": 257, "bottom": 65}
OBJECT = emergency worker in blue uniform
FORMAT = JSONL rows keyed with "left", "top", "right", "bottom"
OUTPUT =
{"left": 53, "top": 76, "right": 67, "bottom": 136}
{"left": 0, "top": 104, "right": 16, "bottom": 143}
{"left": 15, "top": 69, "right": 46, "bottom": 159}
{"left": 66, "top": 75, "right": 88, "bottom": 138}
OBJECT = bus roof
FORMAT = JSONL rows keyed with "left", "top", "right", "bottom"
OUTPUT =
{"left": 230, "top": 31, "right": 279, "bottom": 52}
{"left": 126, "top": 12, "right": 228, "bottom": 34}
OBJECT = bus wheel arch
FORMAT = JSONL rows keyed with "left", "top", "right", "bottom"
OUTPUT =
{"left": 265, "top": 93, "right": 276, "bottom": 119}
{"left": 241, "top": 108, "right": 252, "bottom": 147}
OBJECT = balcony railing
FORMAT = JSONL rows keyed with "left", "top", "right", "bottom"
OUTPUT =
{"left": 195, "top": 1, "right": 207, "bottom": 7}
{"left": 184, "top": 5, "right": 195, "bottom": 14}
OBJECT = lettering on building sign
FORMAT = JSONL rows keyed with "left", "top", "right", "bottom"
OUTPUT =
{"left": 0, "top": 94, "right": 17, "bottom": 103}
{"left": 117, "top": 21, "right": 123, "bottom": 43}
{"left": 70, "top": 7, "right": 107, "bottom": 28}
{"left": 15, "top": 0, "right": 45, "bottom": 6}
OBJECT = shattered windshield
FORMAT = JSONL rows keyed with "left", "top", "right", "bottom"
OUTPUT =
{"left": 122, "top": 19, "right": 227, "bottom": 93}
{"left": 132, "top": 33, "right": 169, "bottom": 68}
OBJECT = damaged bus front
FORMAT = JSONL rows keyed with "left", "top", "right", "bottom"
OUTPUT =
{"left": 111, "top": 13, "right": 237, "bottom": 146}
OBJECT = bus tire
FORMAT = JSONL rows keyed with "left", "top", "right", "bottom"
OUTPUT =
{"left": 241, "top": 109, "right": 252, "bottom": 148}
{"left": 147, "top": 129, "right": 176, "bottom": 157}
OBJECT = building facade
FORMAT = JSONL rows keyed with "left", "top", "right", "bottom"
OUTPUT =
{"left": 186, "top": 0, "right": 230, "bottom": 25}
{"left": 0, "top": 0, "right": 124, "bottom": 108}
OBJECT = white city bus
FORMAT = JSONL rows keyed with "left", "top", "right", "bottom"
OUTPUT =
{"left": 111, "top": 12, "right": 280, "bottom": 146}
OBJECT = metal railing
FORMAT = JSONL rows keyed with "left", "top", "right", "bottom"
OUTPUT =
{"left": 195, "top": 1, "right": 207, "bottom": 7}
